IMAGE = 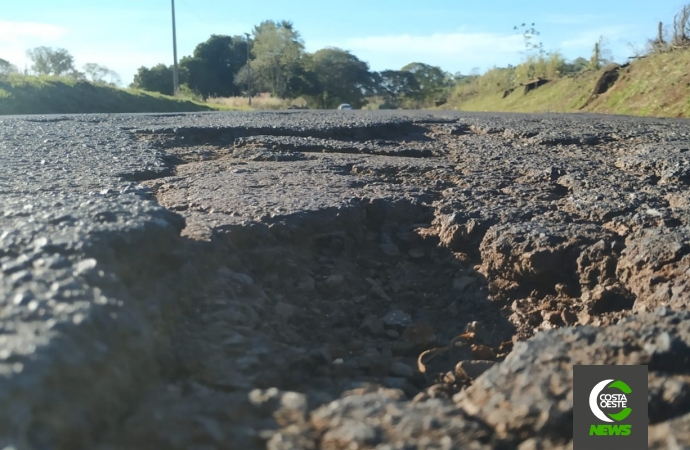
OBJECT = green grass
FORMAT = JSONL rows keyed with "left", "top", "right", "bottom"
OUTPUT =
{"left": 446, "top": 48, "right": 690, "bottom": 118}
{"left": 454, "top": 69, "right": 600, "bottom": 113}
{"left": 0, "top": 75, "right": 227, "bottom": 115}
{"left": 6, "top": 51, "right": 690, "bottom": 118}
{"left": 584, "top": 50, "right": 690, "bottom": 117}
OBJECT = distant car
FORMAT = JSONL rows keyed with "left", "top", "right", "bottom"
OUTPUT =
{"left": 337, "top": 103, "right": 353, "bottom": 110}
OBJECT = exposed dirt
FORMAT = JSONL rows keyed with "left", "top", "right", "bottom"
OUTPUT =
{"left": 79, "top": 114, "right": 690, "bottom": 449}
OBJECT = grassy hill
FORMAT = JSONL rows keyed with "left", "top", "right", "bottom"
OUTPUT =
{"left": 4, "top": 49, "right": 690, "bottom": 118}
{"left": 447, "top": 48, "right": 690, "bottom": 118}
{"left": 0, "top": 75, "right": 220, "bottom": 115}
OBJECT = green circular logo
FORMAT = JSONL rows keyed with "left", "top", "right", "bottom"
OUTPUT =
{"left": 589, "top": 379, "right": 632, "bottom": 422}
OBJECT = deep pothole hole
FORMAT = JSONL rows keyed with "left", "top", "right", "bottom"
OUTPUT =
{"left": 100, "top": 201, "right": 516, "bottom": 449}
{"left": 177, "top": 202, "right": 515, "bottom": 393}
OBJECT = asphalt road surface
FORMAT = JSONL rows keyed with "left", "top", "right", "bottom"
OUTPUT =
{"left": 1, "top": 110, "right": 689, "bottom": 449}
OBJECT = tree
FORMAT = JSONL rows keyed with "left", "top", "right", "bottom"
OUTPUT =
{"left": 303, "top": 48, "right": 374, "bottom": 108}
{"left": 672, "top": 5, "right": 690, "bottom": 47}
{"left": 233, "top": 63, "right": 251, "bottom": 94}
{"left": 130, "top": 64, "right": 187, "bottom": 95}
{"left": 180, "top": 35, "right": 247, "bottom": 99}
{"left": 68, "top": 70, "right": 87, "bottom": 81}
{"left": 250, "top": 20, "right": 305, "bottom": 98}
{"left": 0, "top": 58, "right": 18, "bottom": 75}
{"left": 401, "top": 62, "right": 452, "bottom": 105}
{"left": 376, "top": 70, "right": 421, "bottom": 107}
{"left": 514, "top": 23, "right": 544, "bottom": 56}
{"left": 588, "top": 36, "right": 613, "bottom": 70}
{"left": 570, "top": 57, "right": 589, "bottom": 73}
{"left": 26, "top": 47, "right": 75, "bottom": 76}
{"left": 83, "top": 63, "right": 121, "bottom": 85}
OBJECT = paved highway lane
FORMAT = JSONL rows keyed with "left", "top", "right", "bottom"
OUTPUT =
{"left": 1, "top": 111, "right": 689, "bottom": 449}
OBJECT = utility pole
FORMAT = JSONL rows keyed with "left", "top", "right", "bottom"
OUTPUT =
{"left": 171, "top": 0, "right": 180, "bottom": 96}
{"left": 244, "top": 33, "right": 252, "bottom": 106}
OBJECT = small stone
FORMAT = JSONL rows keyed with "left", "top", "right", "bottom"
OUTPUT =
{"left": 360, "top": 315, "right": 385, "bottom": 336}
{"left": 297, "top": 275, "right": 316, "bottom": 292}
{"left": 654, "top": 306, "right": 672, "bottom": 317}
{"left": 452, "top": 276, "right": 475, "bottom": 292}
{"left": 221, "top": 332, "right": 245, "bottom": 345}
{"left": 275, "top": 301, "right": 297, "bottom": 320}
{"left": 578, "top": 310, "right": 593, "bottom": 325}
{"left": 382, "top": 377, "right": 408, "bottom": 390}
{"left": 386, "top": 329, "right": 400, "bottom": 339}
{"left": 322, "top": 421, "right": 383, "bottom": 447}
{"left": 383, "top": 309, "right": 412, "bottom": 328}
{"left": 249, "top": 387, "right": 281, "bottom": 412}
{"left": 9, "top": 270, "right": 31, "bottom": 284}
{"left": 471, "top": 344, "right": 495, "bottom": 360}
{"left": 527, "top": 311, "right": 543, "bottom": 326}
{"left": 401, "top": 322, "right": 436, "bottom": 345}
{"left": 12, "top": 290, "right": 33, "bottom": 306}
{"left": 367, "top": 358, "right": 390, "bottom": 377}
{"left": 561, "top": 310, "right": 578, "bottom": 325}
{"left": 325, "top": 274, "right": 345, "bottom": 287}
{"left": 498, "top": 341, "right": 513, "bottom": 354}
{"left": 465, "top": 321, "right": 488, "bottom": 343}
{"left": 554, "top": 283, "right": 572, "bottom": 297}
{"left": 217, "top": 267, "right": 254, "bottom": 286}
{"left": 380, "top": 242, "right": 401, "bottom": 257}
{"left": 366, "top": 278, "right": 392, "bottom": 302}
{"left": 33, "top": 237, "right": 49, "bottom": 249}
{"left": 390, "top": 361, "right": 415, "bottom": 379}
{"left": 544, "top": 311, "right": 563, "bottom": 325}
{"left": 408, "top": 248, "right": 425, "bottom": 259}
{"left": 275, "top": 391, "right": 308, "bottom": 425}
{"left": 645, "top": 331, "right": 675, "bottom": 354}
{"left": 455, "top": 360, "right": 496, "bottom": 379}
{"left": 348, "top": 340, "right": 365, "bottom": 351}
{"left": 74, "top": 258, "right": 97, "bottom": 275}
{"left": 633, "top": 300, "right": 649, "bottom": 314}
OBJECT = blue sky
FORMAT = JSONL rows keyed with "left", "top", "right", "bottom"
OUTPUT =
{"left": 0, "top": 0, "right": 684, "bottom": 85}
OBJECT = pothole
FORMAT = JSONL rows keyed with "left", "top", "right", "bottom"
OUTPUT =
{"left": 93, "top": 119, "right": 689, "bottom": 449}
{"left": 97, "top": 199, "right": 515, "bottom": 449}
{"left": 132, "top": 122, "right": 443, "bottom": 171}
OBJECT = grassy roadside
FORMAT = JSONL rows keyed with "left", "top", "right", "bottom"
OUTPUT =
{"left": 446, "top": 49, "right": 690, "bottom": 118}
{"left": 584, "top": 50, "right": 690, "bottom": 117}
{"left": 4, "top": 49, "right": 690, "bottom": 118}
{"left": 0, "top": 75, "right": 226, "bottom": 115}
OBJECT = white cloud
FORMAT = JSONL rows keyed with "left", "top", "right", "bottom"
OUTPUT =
{"left": 557, "top": 25, "right": 639, "bottom": 62}
{"left": 0, "top": 21, "right": 67, "bottom": 41}
{"left": 0, "top": 21, "right": 69, "bottom": 71}
{"left": 542, "top": 14, "right": 609, "bottom": 25}
{"left": 560, "top": 26, "right": 633, "bottom": 50}
{"left": 73, "top": 49, "right": 173, "bottom": 85}
{"left": 346, "top": 32, "right": 523, "bottom": 55}
{"left": 309, "top": 32, "right": 525, "bottom": 73}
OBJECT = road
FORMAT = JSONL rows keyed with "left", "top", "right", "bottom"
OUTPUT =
{"left": 1, "top": 110, "right": 689, "bottom": 449}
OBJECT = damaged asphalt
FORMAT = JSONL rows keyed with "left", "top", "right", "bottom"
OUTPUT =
{"left": 0, "top": 110, "right": 689, "bottom": 449}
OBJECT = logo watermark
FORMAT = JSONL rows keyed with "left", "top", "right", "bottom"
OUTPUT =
{"left": 574, "top": 365, "right": 647, "bottom": 450}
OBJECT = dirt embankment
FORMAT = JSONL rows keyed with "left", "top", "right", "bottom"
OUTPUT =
{"left": 451, "top": 48, "right": 690, "bottom": 118}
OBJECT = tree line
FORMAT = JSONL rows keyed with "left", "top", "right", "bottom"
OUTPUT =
{"left": 131, "top": 20, "right": 458, "bottom": 109}
{"left": 0, "top": 47, "right": 122, "bottom": 85}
